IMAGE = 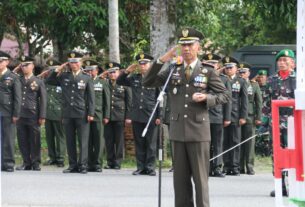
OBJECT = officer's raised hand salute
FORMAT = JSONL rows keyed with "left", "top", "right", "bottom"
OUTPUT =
{"left": 143, "top": 28, "right": 230, "bottom": 207}
{"left": 45, "top": 51, "right": 95, "bottom": 174}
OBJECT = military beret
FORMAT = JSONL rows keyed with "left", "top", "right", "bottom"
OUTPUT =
{"left": 238, "top": 62, "right": 252, "bottom": 73}
{"left": 177, "top": 27, "right": 204, "bottom": 44}
{"left": 221, "top": 56, "right": 239, "bottom": 68}
{"left": 67, "top": 51, "right": 83, "bottom": 62}
{"left": 257, "top": 70, "right": 268, "bottom": 76}
{"left": 136, "top": 53, "right": 154, "bottom": 64}
{"left": 275, "top": 49, "right": 295, "bottom": 61}
{"left": 19, "top": 55, "right": 35, "bottom": 63}
{"left": 0, "top": 51, "right": 11, "bottom": 60}
{"left": 105, "top": 62, "right": 121, "bottom": 72}
{"left": 201, "top": 53, "right": 221, "bottom": 64}
{"left": 46, "top": 58, "right": 61, "bottom": 67}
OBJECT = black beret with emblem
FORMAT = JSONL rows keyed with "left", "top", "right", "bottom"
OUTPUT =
{"left": 201, "top": 53, "right": 221, "bottom": 64}
{"left": 238, "top": 62, "right": 252, "bottom": 73}
{"left": 136, "top": 53, "right": 154, "bottom": 64}
{"left": 105, "top": 62, "right": 121, "bottom": 72}
{"left": 177, "top": 27, "right": 204, "bottom": 44}
{"left": 0, "top": 50, "right": 11, "bottom": 60}
{"left": 221, "top": 56, "right": 239, "bottom": 68}
{"left": 67, "top": 51, "right": 83, "bottom": 62}
{"left": 46, "top": 58, "right": 61, "bottom": 67}
{"left": 19, "top": 55, "right": 35, "bottom": 63}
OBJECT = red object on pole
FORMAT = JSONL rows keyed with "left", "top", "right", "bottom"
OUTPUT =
{"left": 272, "top": 99, "right": 304, "bottom": 181}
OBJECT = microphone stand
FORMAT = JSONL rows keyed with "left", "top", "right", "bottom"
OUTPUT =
{"left": 142, "top": 63, "right": 176, "bottom": 207}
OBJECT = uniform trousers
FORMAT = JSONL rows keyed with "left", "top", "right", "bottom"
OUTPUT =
{"left": 132, "top": 121, "right": 158, "bottom": 171}
{"left": 17, "top": 117, "right": 41, "bottom": 166}
{"left": 210, "top": 123, "right": 224, "bottom": 171}
{"left": 240, "top": 123, "right": 255, "bottom": 172}
{"left": 63, "top": 118, "right": 89, "bottom": 168}
{"left": 1, "top": 116, "right": 16, "bottom": 169}
{"left": 88, "top": 121, "right": 104, "bottom": 168}
{"left": 104, "top": 121, "right": 124, "bottom": 167}
{"left": 172, "top": 141, "right": 210, "bottom": 207}
{"left": 45, "top": 119, "right": 66, "bottom": 163}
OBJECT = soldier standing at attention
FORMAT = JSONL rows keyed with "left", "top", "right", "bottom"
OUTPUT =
{"left": 222, "top": 56, "right": 248, "bottom": 176}
{"left": 239, "top": 63, "right": 262, "bottom": 175}
{"left": 202, "top": 53, "right": 232, "bottom": 178}
{"left": 42, "top": 58, "right": 66, "bottom": 168}
{"left": 46, "top": 51, "right": 95, "bottom": 174}
{"left": 84, "top": 59, "right": 110, "bottom": 172}
{"left": 16, "top": 56, "right": 47, "bottom": 171}
{"left": 142, "top": 28, "right": 230, "bottom": 207}
{"left": 0, "top": 51, "right": 21, "bottom": 172}
{"left": 117, "top": 54, "right": 161, "bottom": 176}
{"left": 266, "top": 49, "right": 296, "bottom": 197}
{"left": 104, "top": 62, "right": 132, "bottom": 170}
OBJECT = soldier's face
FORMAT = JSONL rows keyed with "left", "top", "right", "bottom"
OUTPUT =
{"left": 90, "top": 69, "right": 98, "bottom": 77}
{"left": 108, "top": 70, "right": 119, "bottom": 80}
{"left": 257, "top": 75, "right": 267, "bottom": 86}
{"left": 239, "top": 71, "right": 250, "bottom": 79}
{"left": 69, "top": 61, "right": 81, "bottom": 72}
{"left": 0, "top": 59, "right": 9, "bottom": 71}
{"left": 139, "top": 62, "right": 150, "bottom": 74}
{"left": 225, "top": 65, "right": 237, "bottom": 76}
{"left": 181, "top": 41, "right": 200, "bottom": 63}
{"left": 277, "top": 57, "right": 295, "bottom": 71}
{"left": 21, "top": 63, "right": 34, "bottom": 75}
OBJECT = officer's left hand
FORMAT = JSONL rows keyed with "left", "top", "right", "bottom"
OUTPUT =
{"left": 255, "top": 120, "right": 262, "bottom": 125}
{"left": 87, "top": 116, "right": 94, "bottom": 122}
{"left": 239, "top": 118, "right": 246, "bottom": 125}
{"left": 192, "top": 93, "right": 207, "bottom": 102}
{"left": 155, "top": 119, "right": 161, "bottom": 125}
{"left": 12, "top": 117, "right": 19, "bottom": 124}
{"left": 38, "top": 118, "right": 45, "bottom": 126}
{"left": 103, "top": 118, "right": 109, "bottom": 125}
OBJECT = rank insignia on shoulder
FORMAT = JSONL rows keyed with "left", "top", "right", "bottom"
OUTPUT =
{"left": 201, "top": 68, "right": 208, "bottom": 73}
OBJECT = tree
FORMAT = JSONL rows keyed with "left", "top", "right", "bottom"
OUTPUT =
{"left": 108, "top": 0, "right": 120, "bottom": 62}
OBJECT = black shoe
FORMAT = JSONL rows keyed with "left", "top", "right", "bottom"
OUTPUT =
{"left": 63, "top": 166, "right": 79, "bottom": 173}
{"left": 2, "top": 167, "right": 14, "bottom": 172}
{"left": 79, "top": 167, "right": 88, "bottom": 174}
{"left": 270, "top": 189, "right": 288, "bottom": 197}
{"left": 113, "top": 165, "right": 121, "bottom": 170}
{"left": 147, "top": 169, "right": 156, "bottom": 176}
{"left": 132, "top": 169, "right": 145, "bottom": 175}
{"left": 169, "top": 167, "right": 174, "bottom": 172}
{"left": 88, "top": 166, "right": 102, "bottom": 172}
{"left": 56, "top": 162, "right": 64, "bottom": 167}
{"left": 43, "top": 160, "right": 57, "bottom": 166}
{"left": 229, "top": 170, "right": 240, "bottom": 176}
{"left": 213, "top": 169, "right": 225, "bottom": 178}
{"left": 247, "top": 170, "right": 255, "bottom": 175}
{"left": 32, "top": 164, "right": 41, "bottom": 171}
{"left": 16, "top": 164, "right": 32, "bottom": 171}
{"left": 104, "top": 165, "right": 114, "bottom": 169}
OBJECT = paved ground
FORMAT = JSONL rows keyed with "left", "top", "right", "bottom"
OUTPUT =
{"left": 1, "top": 168, "right": 282, "bottom": 207}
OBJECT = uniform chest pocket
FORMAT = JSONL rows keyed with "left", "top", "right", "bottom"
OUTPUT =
{"left": 195, "top": 113, "right": 206, "bottom": 122}
{"left": 170, "top": 113, "right": 179, "bottom": 121}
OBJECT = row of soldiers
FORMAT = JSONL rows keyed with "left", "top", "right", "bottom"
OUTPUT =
{"left": 0, "top": 50, "right": 160, "bottom": 175}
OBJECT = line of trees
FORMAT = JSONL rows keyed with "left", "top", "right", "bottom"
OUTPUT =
{"left": 0, "top": 0, "right": 296, "bottom": 65}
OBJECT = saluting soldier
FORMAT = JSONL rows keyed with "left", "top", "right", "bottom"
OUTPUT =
{"left": 143, "top": 28, "right": 230, "bottom": 207}
{"left": 104, "top": 62, "right": 132, "bottom": 170}
{"left": 222, "top": 56, "right": 248, "bottom": 176}
{"left": 40, "top": 59, "right": 66, "bottom": 167}
{"left": 117, "top": 54, "right": 161, "bottom": 176}
{"left": 239, "top": 63, "right": 262, "bottom": 175}
{"left": 266, "top": 49, "right": 296, "bottom": 197}
{"left": 202, "top": 53, "right": 232, "bottom": 177}
{"left": 0, "top": 51, "right": 21, "bottom": 172}
{"left": 16, "top": 56, "right": 47, "bottom": 171}
{"left": 84, "top": 59, "right": 110, "bottom": 172}
{"left": 45, "top": 51, "right": 95, "bottom": 174}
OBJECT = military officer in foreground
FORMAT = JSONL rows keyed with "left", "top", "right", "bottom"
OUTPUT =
{"left": 0, "top": 51, "right": 21, "bottom": 172}
{"left": 143, "top": 28, "right": 230, "bottom": 207}
{"left": 40, "top": 59, "right": 66, "bottom": 167}
{"left": 239, "top": 63, "right": 262, "bottom": 175}
{"left": 117, "top": 54, "right": 161, "bottom": 176}
{"left": 104, "top": 62, "right": 132, "bottom": 170}
{"left": 84, "top": 59, "right": 110, "bottom": 172}
{"left": 16, "top": 56, "right": 47, "bottom": 171}
{"left": 202, "top": 53, "right": 232, "bottom": 177}
{"left": 46, "top": 51, "right": 95, "bottom": 174}
{"left": 222, "top": 56, "right": 248, "bottom": 176}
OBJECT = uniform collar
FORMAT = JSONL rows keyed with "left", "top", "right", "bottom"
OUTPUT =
{"left": 73, "top": 70, "right": 81, "bottom": 76}
{"left": 184, "top": 58, "right": 198, "bottom": 69}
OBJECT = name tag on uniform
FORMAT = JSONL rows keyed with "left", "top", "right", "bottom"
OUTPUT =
{"left": 94, "top": 82, "right": 103, "bottom": 91}
{"left": 78, "top": 80, "right": 86, "bottom": 89}
{"left": 56, "top": 86, "right": 62, "bottom": 93}
{"left": 232, "top": 81, "right": 240, "bottom": 92}
{"left": 247, "top": 85, "right": 253, "bottom": 95}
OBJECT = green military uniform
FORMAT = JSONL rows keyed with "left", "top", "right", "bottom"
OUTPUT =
{"left": 239, "top": 64, "right": 262, "bottom": 175}
{"left": 44, "top": 59, "right": 66, "bottom": 167}
{"left": 83, "top": 59, "right": 111, "bottom": 172}
{"left": 46, "top": 51, "right": 95, "bottom": 174}
{"left": 143, "top": 28, "right": 230, "bottom": 207}
{"left": 0, "top": 51, "right": 21, "bottom": 172}
{"left": 16, "top": 56, "right": 47, "bottom": 171}
{"left": 104, "top": 62, "right": 132, "bottom": 169}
